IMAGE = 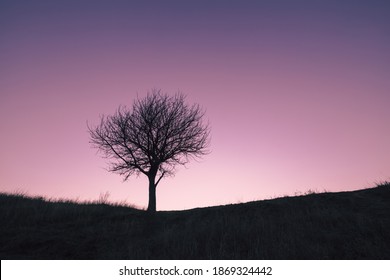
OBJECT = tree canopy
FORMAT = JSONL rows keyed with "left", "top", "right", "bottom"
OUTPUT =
{"left": 88, "top": 89, "right": 210, "bottom": 212}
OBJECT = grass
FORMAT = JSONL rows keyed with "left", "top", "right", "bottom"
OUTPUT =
{"left": 0, "top": 182, "right": 389, "bottom": 259}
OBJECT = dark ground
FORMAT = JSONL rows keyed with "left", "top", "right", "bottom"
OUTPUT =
{"left": 1, "top": 182, "right": 389, "bottom": 259}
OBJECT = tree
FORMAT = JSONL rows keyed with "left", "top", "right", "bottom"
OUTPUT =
{"left": 88, "top": 89, "right": 210, "bottom": 213}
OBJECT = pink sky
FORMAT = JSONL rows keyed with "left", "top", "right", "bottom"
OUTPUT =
{"left": 1, "top": 0, "right": 389, "bottom": 210}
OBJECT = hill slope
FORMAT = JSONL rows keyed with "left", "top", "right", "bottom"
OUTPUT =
{"left": 1, "top": 183, "right": 389, "bottom": 259}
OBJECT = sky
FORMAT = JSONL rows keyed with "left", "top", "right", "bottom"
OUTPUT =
{"left": 1, "top": 0, "right": 389, "bottom": 210}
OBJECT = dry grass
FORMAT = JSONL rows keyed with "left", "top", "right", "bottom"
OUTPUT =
{"left": 0, "top": 182, "right": 389, "bottom": 259}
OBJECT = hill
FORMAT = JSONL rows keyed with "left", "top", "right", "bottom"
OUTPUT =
{"left": 1, "top": 182, "right": 389, "bottom": 259}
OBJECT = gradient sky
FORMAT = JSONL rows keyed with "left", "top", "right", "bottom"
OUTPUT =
{"left": 1, "top": 0, "right": 389, "bottom": 210}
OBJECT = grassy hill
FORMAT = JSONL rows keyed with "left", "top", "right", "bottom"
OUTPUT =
{"left": 1, "top": 182, "right": 389, "bottom": 259}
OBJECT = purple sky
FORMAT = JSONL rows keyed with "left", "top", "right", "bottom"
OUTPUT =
{"left": 1, "top": 0, "right": 389, "bottom": 210}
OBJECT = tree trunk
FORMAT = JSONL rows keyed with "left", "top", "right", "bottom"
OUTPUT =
{"left": 147, "top": 174, "right": 157, "bottom": 213}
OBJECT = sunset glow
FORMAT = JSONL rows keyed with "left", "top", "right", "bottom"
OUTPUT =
{"left": 1, "top": 0, "right": 389, "bottom": 210}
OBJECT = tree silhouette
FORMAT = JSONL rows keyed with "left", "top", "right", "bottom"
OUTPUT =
{"left": 88, "top": 89, "right": 210, "bottom": 212}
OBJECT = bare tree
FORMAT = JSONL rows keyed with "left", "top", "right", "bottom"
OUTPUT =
{"left": 88, "top": 89, "right": 210, "bottom": 212}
